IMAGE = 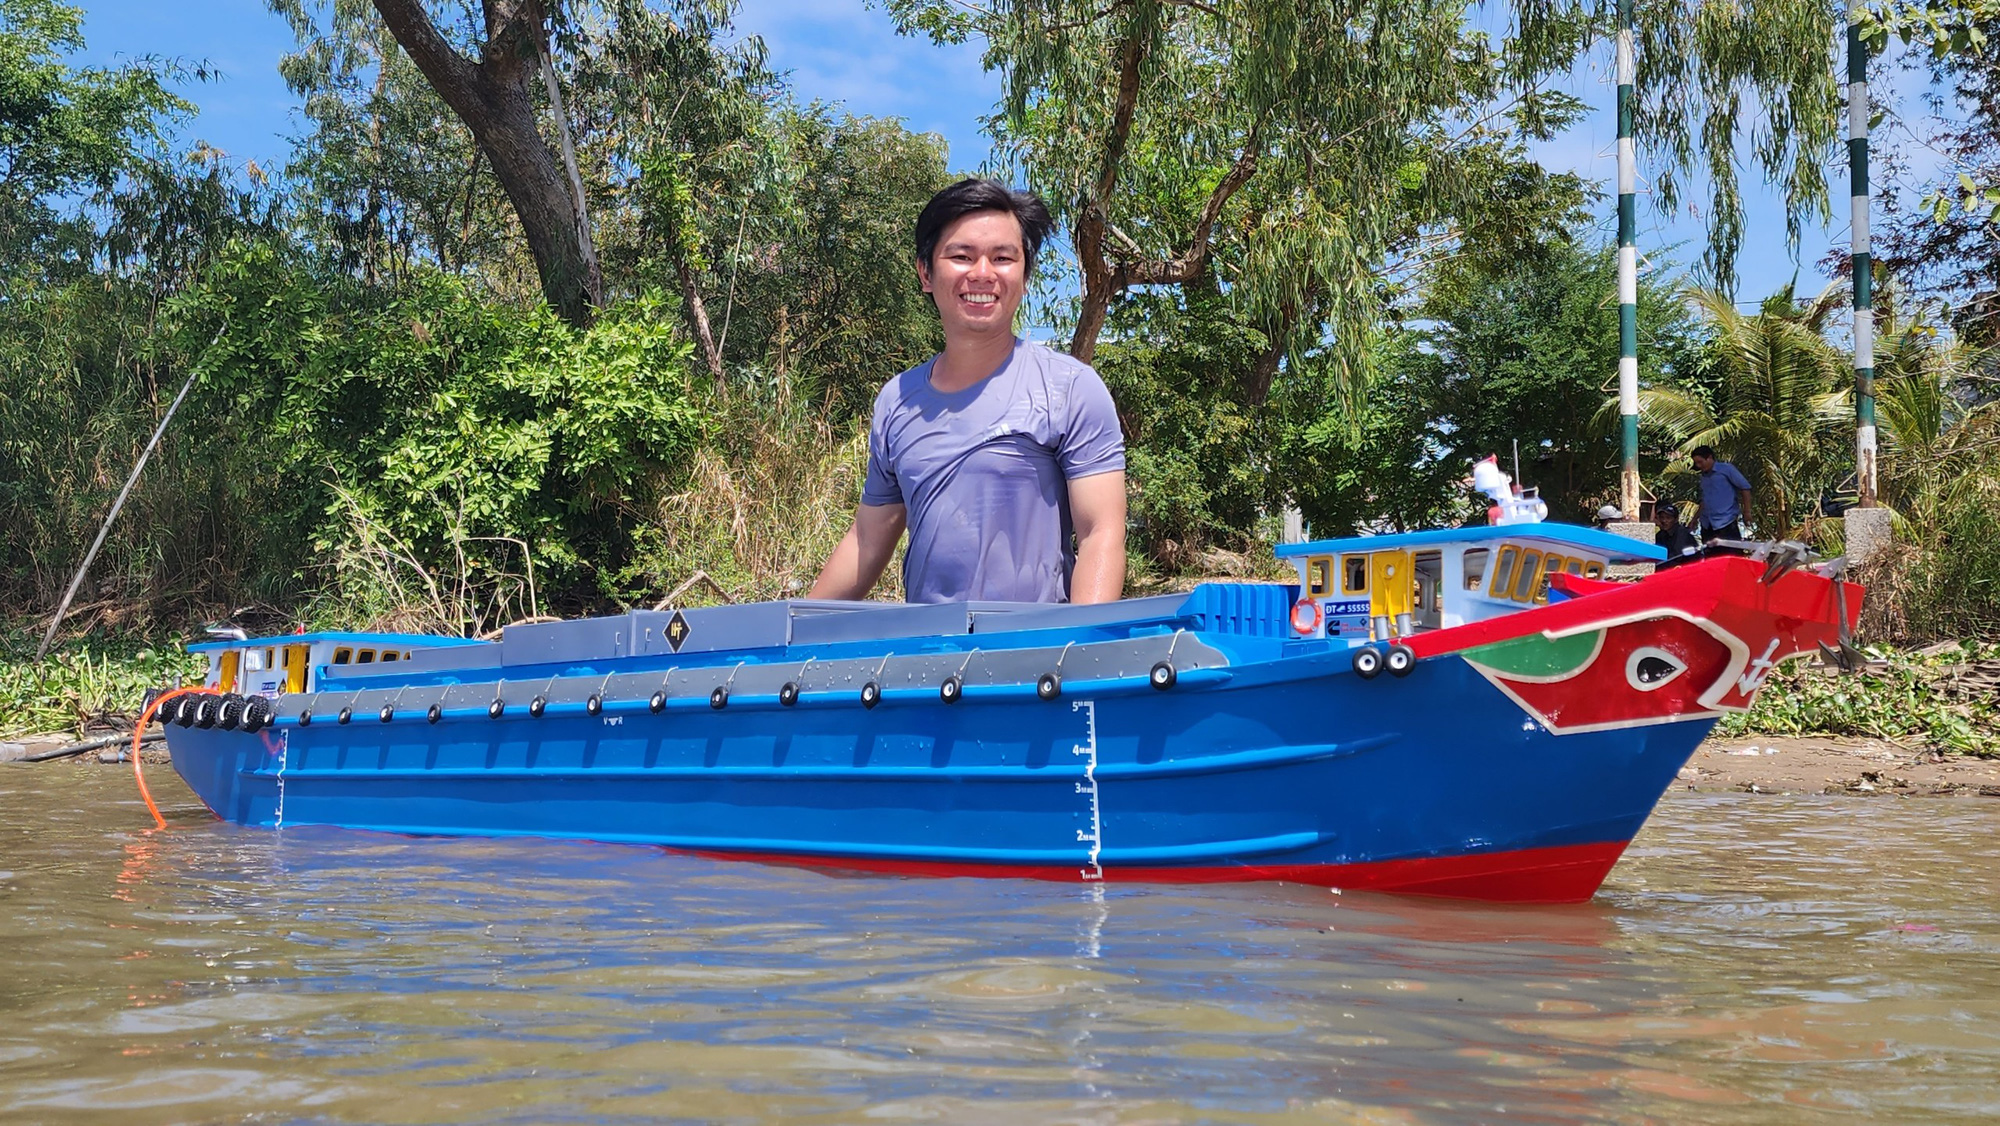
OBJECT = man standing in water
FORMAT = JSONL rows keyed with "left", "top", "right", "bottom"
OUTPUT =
{"left": 808, "top": 179, "right": 1127, "bottom": 604}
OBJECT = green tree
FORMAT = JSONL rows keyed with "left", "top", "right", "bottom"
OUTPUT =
{"left": 1280, "top": 330, "right": 1484, "bottom": 538}
{"left": 0, "top": 0, "right": 187, "bottom": 275}
{"left": 894, "top": 0, "right": 1595, "bottom": 393}
{"left": 706, "top": 109, "right": 950, "bottom": 413}
{"left": 1635, "top": 285, "right": 1851, "bottom": 538}
{"left": 1402, "top": 231, "right": 1705, "bottom": 521}
{"left": 273, "top": 0, "right": 530, "bottom": 292}
{"left": 349, "top": 0, "right": 607, "bottom": 326}
{"left": 1629, "top": 0, "right": 1844, "bottom": 295}
{"left": 575, "top": 0, "right": 775, "bottom": 379}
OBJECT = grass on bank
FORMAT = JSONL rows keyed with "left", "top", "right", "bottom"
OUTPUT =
{"left": 0, "top": 629, "right": 204, "bottom": 740}
{"left": 1716, "top": 641, "right": 2000, "bottom": 757}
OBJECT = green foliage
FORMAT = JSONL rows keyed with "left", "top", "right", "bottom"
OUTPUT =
{"left": 1721, "top": 642, "right": 2000, "bottom": 756}
{"left": 1094, "top": 292, "right": 1271, "bottom": 562}
{"left": 1631, "top": 0, "right": 1843, "bottom": 293}
{"left": 0, "top": 629, "right": 203, "bottom": 739}
{"left": 0, "top": 0, "right": 188, "bottom": 218}
{"left": 1403, "top": 231, "right": 1703, "bottom": 521}
{"left": 1633, "top": 285, "right": 1851, "bottom": 539}
{"left": 171, "top": 242, "right": 707, "bottom": 626}
{"left": 918, "top": 0, "right": 1593, "bottom": 386}
{"left": 271, "top": 0, "right": 528, "bottom": 288}
{"left": 1281, "top": 335, "right": 1485, "bottom": 537}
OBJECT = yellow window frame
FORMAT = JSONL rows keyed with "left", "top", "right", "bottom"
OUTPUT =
{"left": 1305, "top": 555, "right": 1334, "bottom": 599}
{"left": 1511, "top": 549, "right": 1544, "bottom": 602}
{"left": 1488, "top": 546, "right": 1520, "bottom": 599}
{"left": 1342, "top": 555, "right": 1370, "bottom": 595}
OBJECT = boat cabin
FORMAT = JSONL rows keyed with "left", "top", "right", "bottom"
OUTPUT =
{"left": 1274, "top": 524, "right": 1664, "bottom": 645}
{"left": 188, "top": 631, "right": 489, "bottom": 697}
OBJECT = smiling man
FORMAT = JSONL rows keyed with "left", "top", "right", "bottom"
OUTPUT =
{"left": 807, "top": 179, "right": 1128, "bottom": 604}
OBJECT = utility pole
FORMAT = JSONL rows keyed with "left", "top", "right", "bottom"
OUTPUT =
{"left": 1848, "top": 0, "right": 1877, "bottom": 507}
{"left": 1616, "top": 0, "right": 1641, "bottom": 519}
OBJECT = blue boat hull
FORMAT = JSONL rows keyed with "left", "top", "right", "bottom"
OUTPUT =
{"left": 166, "top": 651, "right": 1710, "bottom": 902}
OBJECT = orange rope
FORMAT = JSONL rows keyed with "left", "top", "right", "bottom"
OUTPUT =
{"left": 131, "top": 686, "right": 216, "bottom": 830}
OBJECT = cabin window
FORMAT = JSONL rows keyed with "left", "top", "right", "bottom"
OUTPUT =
{"left": 380, "top": 650, "right": 400, "bottom": 663}
{"left": 355, "top": 649, "right": 376, "bottom": 664}
{"left": 1531, "top": 555, "right": 1558, "bottom": 603}
{"left": 1462, "top": 548, "right": 1489, "bottom": 591}
{"left": 1489, "top": 547, "right": 1519, "bottom": 599}
{"left": 1512, "top": 550, "right": 1543, "bottom": 602}
{"left": 332, "top": 647, "right": 352, "bottom": 665}
{"left": 1306, "top": 555, "right": 1334, "bottom": 598}
{"left": 1565, "top": 557, "right": 1584, "bottom": 575}
{"left": 1343, "top": 555, "right": 1369, "bottom": 595}
{"left": 1583, "top": 561, "right": 1606, "bottom": 579}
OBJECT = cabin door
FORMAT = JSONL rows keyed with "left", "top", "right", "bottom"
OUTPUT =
{"left": 282, "top": 645, "right": 310, "bottom": 694}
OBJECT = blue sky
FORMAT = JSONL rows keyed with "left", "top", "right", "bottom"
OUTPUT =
{"left": 71, "top": 0, "right": 1905, "bottom": 306}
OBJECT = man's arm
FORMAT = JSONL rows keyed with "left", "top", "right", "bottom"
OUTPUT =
{"left": 807, "top": 502, "right": 907, "bottom": 600}
{"left": 1067, "top": 470, "right": 1127, "bottom": 604}
{"left": 1728, "top": 464, "right": 1752, "bottom": 521}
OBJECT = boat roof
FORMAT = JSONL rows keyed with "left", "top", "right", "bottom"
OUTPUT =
{"left": 1274, "top": 522, "right": 1666, "bottom": 562}
{"left": 187, "top": 631, "right": 489, "bottom": 653}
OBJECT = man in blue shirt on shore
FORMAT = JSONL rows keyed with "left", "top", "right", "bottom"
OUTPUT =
{"left": 1690, "top": 445, "right": 1753, "bottom": 546}
{"left": 807, "top": 180, "right": 1128, "bottom": 604}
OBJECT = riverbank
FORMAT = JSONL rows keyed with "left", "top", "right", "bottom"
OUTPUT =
{"left": 1682, "top": 734, "right": 2000, "bottom": 797}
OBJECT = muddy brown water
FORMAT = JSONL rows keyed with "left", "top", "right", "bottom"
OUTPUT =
{"left": 2, "top": 767, "right": 1997, "bottom": 1124}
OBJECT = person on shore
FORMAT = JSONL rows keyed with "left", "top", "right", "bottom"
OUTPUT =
{"left": 807, "top": 179, "right": 1127, "bottom": 605}
{"left": 1690, "top": 445, "right": 1753, "bottom": 548}
{"left": 1653, "top": 504, "right": 1700, "bottom": 569}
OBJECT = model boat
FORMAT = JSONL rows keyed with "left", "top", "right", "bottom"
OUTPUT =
{"left": 158, "top": 507, "right": 1860, "bottom": 903}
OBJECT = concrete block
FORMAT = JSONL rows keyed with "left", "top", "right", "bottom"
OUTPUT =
{"left": 1605, "top": 522, "right": 1658, "bottom": 577}
{"left": 1606, "top": 520, "right": 1657, "bottom": 545}
{"left": 1844, "top": 506, "right": 1894, "bottom": 568}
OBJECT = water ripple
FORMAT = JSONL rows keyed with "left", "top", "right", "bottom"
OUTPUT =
{"left": 0, "top": 772, "right": 1995, "bottom": 1123}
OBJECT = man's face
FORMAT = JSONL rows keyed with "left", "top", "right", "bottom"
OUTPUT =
{"left": 1692, "top": 453, "right": 1714, "bottom": 473}
{"left": 918, "top": 210, "right": 1028, "bottom": 340}
{"left": 1656, "top": 510, "right": 1677, "bottom": 530}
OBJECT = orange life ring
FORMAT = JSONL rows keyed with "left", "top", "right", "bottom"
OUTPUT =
{"left": 1289, "top": 598, "right": 1323, "bottom": 636}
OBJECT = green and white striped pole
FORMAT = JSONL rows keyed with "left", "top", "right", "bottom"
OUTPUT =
{"left": 1616, "top": 0, "right": 1640, "bottom": 518}
{"left": 1848, "top": 0, "right": 1877, "bottom": 507}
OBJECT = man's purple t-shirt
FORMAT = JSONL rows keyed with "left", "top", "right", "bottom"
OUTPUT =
{"left": 862, "top": 340, "right": 1126, "bottom": 604}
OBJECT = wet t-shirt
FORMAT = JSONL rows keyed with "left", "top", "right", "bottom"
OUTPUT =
{"left": 862, "top": 340, "right": 1125, "bottom": 603}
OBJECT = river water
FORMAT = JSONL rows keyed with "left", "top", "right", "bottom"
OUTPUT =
{"left": 2, "top": 766, "right": 1996, "bottom": 1125}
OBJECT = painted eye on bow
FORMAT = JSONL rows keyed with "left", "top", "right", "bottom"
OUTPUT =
{"left": 1626, "top": 647, "right": 1687, "bottom": 691}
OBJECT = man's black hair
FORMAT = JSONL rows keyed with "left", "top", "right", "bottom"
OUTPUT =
{"left": 914, "top": 178, "right": 1052, "bottom": 273}
{"left": 1691, "top": 445, "right": 1716, "bottom": 460}
{"left": 1657, "top": 505, "right": 1680, "bottom": 521}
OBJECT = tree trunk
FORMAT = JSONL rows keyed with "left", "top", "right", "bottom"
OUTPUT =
{"left": 371, "top": 0, "right": 602, "bottom": 327}
{"left": 677, "top": 257, "right": 724, "bottom": 385}
{"left": 1067, "top": 11, "right": 1262, "bottom": 364}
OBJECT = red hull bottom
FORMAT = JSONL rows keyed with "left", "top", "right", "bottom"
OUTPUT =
{"left": 687, "top": 839, "right": 1633, "bottom": 905}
